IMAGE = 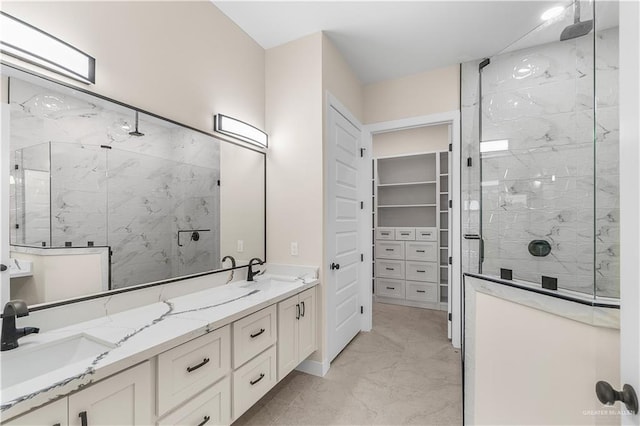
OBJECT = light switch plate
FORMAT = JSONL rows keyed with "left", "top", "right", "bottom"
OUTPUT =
{"left": 237, "top": 240, "right": 244, "bottom": 252}
{"left": 291, "top": 242, "right": 298, "bottom": 256}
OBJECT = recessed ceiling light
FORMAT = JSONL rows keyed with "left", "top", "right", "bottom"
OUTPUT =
{"left": 541, "top": 5, "right": 565, "bottom": 21}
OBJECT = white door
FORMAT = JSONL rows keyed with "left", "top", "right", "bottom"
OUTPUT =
{"left": 1, "top": 107, "right": 10, "bottom": 305}
{"left": 326, "top": 105, "right": 362, "bottom": 362}
{"left": 619, "top": 2, "right": 640, "bottom": 424}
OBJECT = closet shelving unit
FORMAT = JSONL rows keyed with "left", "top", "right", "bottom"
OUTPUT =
{"left": 373, "top": 150, "right": 451, "bottom": 311}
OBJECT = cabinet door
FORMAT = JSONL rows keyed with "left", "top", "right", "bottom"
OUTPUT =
{"left": 277, "top": 294, "right": 299, "bottom": 381}
{"left": 4, "top": 398, "right": 68, "bottom": 426}
{"left": 297, "top": 287, "right": 316, "bottom": 362}
{"left": 68, "top": 361, "right": 152, "bottom": 426}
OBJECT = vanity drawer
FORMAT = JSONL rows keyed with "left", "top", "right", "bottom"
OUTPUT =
{"left": 376, "top": 241, "right": 404, "bottom": 260}
{"left": 157, "top": 325, "right": 231, "bottom": 416}
{"left": 395, "top": 228, "right": 415, "bottom": 240}
{"left": 376, "top": 227, "right": 395, "bottom": 240}
{"left": 157, "top": 376, "right": 230, "bottom": 426}
{"left": 232, "top": 305, "right": 276, "bottom": 368}
{"left": 233, "top": 346, "right": 277, "bottom": 419}
{"left": 405, "top": 241, "right": 437, "bottom": 262}
{"left": 405, "top": 261, "right": 437, "bottom": 282}
{"left": 415, "top": 227, "right": 437, "bottom": 241}
{"left": 406, "top": 281, "right": 438, "bottom": 303}
{"left": 375, "top": 259, "right": 405, "bottom": 280}
{"left": 375, "top": 278, "right": 405, "bottom": 299}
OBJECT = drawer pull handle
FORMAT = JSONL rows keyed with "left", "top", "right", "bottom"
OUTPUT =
{"left": 53, "top": 424, "right": 61, "bottom": 426}
{"left": 296, "top": 303, "right": 301, "bottom": 320}
{"left": 186, "top": 357, "right": 210, "bottom": 372}
{"left": 381, "top": 232, "right": 389, "bottom": 235}
{"left": 386, "top": 286, "right": 395, "bottom": 290}
{"left": 250, "top": 328, "right": 266, "bottom": 338}
{"left": 417, "top": 270, "right": 426, "bottom": 273}
{"left": 79, "top": 411, "right": 88, "bottom": 426}
{"left": 250, "top": 373, "right": 265, "bottom": 385}
{"left": 416, "top": 250, "right": 425, "bottom": 253}
{"left": 421, "top": 233, "right": 431, "bottom": 236}
{"left": 385, "top": 267, "right": 394, "bottom": 271}
{"left": 197, "top": 416, "right": 211, "bottom": 426}
{"left": 417, "top": 290, "right": 426, "bottom": 293}
{"left": 401, "top": 233, "right": 410, "bottom": 235}
{"left": 301, "top": 301, "right": 306, "bottom": 317}
{"left": 385, "top": 248, "right": 394, "bottom": 251}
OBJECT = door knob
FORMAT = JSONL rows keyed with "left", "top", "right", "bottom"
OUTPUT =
{"left": 330, "top": 263, "right": 340, "bottom": 270}
{"left": 0, "top": 264, "right": 6, "bottom": 272}
{"left": 596, "top": 381, "right": 638, "bottom": 414}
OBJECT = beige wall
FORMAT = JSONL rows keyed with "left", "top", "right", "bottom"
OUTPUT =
{"left": 322, "top": 34, "right": 364, "bottom": 123}
{"left": 372, "top": 124, "right": 449, "bottom": 158}
{"left": 363, "top": 65, "right": 460, "bottom": 124}
{"left": 473, "top": 292, "right": 620, "bottom": 425}
{"left": 0, "top": 1, "right": 265, "bottom": 134}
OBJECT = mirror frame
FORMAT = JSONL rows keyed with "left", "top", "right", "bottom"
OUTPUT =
{"left": 1, "top": 61, "right": 267, "bottom": 312}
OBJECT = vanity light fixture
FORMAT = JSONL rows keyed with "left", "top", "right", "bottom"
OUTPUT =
{"left": 480, "top": 139, "right": 509, "bottom": 153}
{"left": 214, "top": 114, "right": 268, "bottom": 148}
{"left": 0, "top": 12, "right": 95, "bottom": 84}
{"left": 541, "top": 5, "right": 565, "bottom": 21}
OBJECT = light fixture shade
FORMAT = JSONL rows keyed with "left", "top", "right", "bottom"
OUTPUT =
{"left": 214, "top": 114, "right": 268, "bottom": 148}
{"left": 0, "top": 12, "right": 95, "bottom": 84}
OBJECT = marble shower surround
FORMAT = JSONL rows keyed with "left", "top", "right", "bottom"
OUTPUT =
{"left": 9, "top": 78, "right": 221, "bottom": 290}
{"left": 461, "top": 27, "right": 619, "bottom": 298}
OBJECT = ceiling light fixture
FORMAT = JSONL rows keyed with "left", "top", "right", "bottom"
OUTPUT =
{"left": 214, "top": 113, "right": 268, "bottom": 148}
{"left": 541, "top": 6, "right": 565, "bottom": 21}
{"left": 0, "top": 12, "right": 95, "bottom": 84}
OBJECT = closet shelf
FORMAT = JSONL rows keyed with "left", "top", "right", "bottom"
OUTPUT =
{"left": 377, "top": 181, "right": 436, "bottom": 187}
{"left": 378, "top": 204, "right": 436, "bottom": 208}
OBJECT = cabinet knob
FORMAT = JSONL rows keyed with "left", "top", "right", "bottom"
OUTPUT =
{"left": 78, "top": 411, "right": 88, "bottom": 426}
{"left": 596, "top": 381, "right": 638, "bottom": 414}
{"left": 330, "top": 263, "right": 340, "bottom": 270}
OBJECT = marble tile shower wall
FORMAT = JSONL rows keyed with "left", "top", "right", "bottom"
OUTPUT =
{"left": 461, "top": 27, "right": 619, "bottom": 297}
{"left": 9, "top": 79, "right": 220, "bottom": 289}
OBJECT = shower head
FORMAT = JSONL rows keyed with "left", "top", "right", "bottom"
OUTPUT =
{"left": 129, "top": 111, "right": 145, "bottom": 137}
{"left": 560, "top": 0, "right": 593, "bottom": 41}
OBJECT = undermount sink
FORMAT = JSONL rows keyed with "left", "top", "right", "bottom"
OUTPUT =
{"left": 0, "top": 333, "right": 115, "bottom": 389}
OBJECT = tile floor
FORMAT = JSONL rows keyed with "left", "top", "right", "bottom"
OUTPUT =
{"left": 233, "top": 302, "right": 463, "bottom": 425}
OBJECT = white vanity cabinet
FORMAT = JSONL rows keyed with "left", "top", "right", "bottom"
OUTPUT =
{"left": 3, "top": 398, "right": 67, "bottom": 426}
{"left": 277, "top": 287, "right": 317, "bottom": 381}
{"left": 68, "top": 361, "right": 152, "bottom": 426}
{"left": 157, "top": 377, "right": 230, "bottom": 426}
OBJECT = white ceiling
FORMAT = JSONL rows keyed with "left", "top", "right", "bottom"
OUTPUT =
{"left": 213, "top": 1, "right": 570, "bottom": 84}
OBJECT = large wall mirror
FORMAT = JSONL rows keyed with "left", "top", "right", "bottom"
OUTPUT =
{"left": 3, "top": 65, "right": 265, "bottom": 307}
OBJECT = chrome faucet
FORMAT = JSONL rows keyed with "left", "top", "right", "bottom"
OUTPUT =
{"left": 221, "top": 255, "right": 236, "bottom": 269}
{"left": 1, "top": 300, "right": 39, "bottom": 351}
{"left": 247, "top": 258, "right": 264, "bottom": 282}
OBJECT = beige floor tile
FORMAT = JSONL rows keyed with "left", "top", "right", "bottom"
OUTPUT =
{"left": 232, "top": 302, "right": 462, "bottom": 426}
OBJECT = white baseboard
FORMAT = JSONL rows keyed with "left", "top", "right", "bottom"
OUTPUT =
{"left": 295, "top": 358, "right": 330, "bottom": 377}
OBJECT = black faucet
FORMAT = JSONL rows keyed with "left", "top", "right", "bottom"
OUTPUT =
{"left": 247, "top": 258, "right": 264, "bottom": 282}
{"left": 1, "top": 300, "right": 39, "bottom": 351}
{"left": 221, "top": 255, "right": 236, "bottom": 269}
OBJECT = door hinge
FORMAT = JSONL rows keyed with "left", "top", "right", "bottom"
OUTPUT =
{"left": 217, "top": 180, "right": 220, "bottom": 186}
{"left": 448, "top": 199, "right": 452, "bottom": 208}
{"left": 360, "top": 306, "right": 364, "bottom": 314}
{"left": 467, "top": 157, "right": 473, "bottom": 167}
{"left": 448, "top": 143, "right": 452, "bottom": 152}
{"left": 360, "top": 147, "right": 366, "bottom": 158}
{"left": 448, "top": 256, "right": 453, "bottom": 265}
{"left": 361, "top": 253, "right": 364, "bottom": 262}
{"left": 14, "top": 164, "right": 19, "bottom": 170}
{"left": 448, "top": 313, "right": 452, "bottom": 321}
{"left": 15, "top": 224, "right": 19, "bottom": 229}
{"left": 360, "top": 201, "right": 364, "bottom": 210}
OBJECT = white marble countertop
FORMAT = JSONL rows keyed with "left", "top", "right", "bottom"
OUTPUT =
{"left": 0, "top": 273, "right": 319, "bottom": 422}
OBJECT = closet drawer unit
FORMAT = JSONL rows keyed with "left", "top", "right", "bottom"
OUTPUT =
{"left": 376, "top": 227, "right": 395, "bottom": 240}
{"left": 405, "top": 261, "right": 437, "bottom": 282}
{"left": 415, "top": 227, "right": 437, "bottom": 241}
{"left": 375, "top": 259, "right": 405, "bottom": 280}
{"left": 232, "top": 305, "right": 277, "bottom": 368}
{"left": 406, "top": 281, "right": 438, "bottom": 303}
{"left": 375, "top": 279, "right": 405, "bottom": 299}
{"left": 376, "top": 241, "right": 404, "bottom": 260}
{"left": 157, "top": 376, "right": 231, "bottom": 426}
{"left": 233, "top": 346, "right": 277, "bottom": 419}
{"left": 157, "top": 325, "right": 231, "bottom": 416}
{"left": 395, "top": 228, "right": 415, "bottom": 240}
{"left": 405, "top": 241, "right": 437, "bottom": 262}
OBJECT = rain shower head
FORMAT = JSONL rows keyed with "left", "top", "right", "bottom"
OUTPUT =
{"left": 560, "top": 1, "right": 593, "bottom": 41}
{"left": 129, "top": 111, "right": 145, "bottom": 137}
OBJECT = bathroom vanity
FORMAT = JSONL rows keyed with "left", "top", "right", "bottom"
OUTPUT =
{"left": 0, "top": 274, "right": 318, "bottom": 425}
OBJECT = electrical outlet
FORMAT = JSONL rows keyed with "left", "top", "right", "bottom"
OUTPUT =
{"left": 291, "top": 242, "right": 298, "bottom": 256}
{"left": 237, "top": 240, "right": 244, "bottom": 253}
